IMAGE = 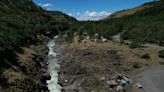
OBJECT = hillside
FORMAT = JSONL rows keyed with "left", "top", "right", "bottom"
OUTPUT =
{"left": 0, "top": 0, "right": 77, "bottom": 57}
{"left": 107, "top": 1, "right": 157, "bottom": 19}
{"left": 0, "top": 0, "right": 42, "bottom": 14}
{"left": 119, "top": 0, "right": 164, "bottom": 44}
{"left": 48, "top": 11, "right": 77, "bottom": 22}
{"left": 66, "top": 0, "right": 164, "bottom": 45}
{"left": 0, "top": 0, "right": 77, "bottom": 91}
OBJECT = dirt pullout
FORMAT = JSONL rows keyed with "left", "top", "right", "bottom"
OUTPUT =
{"left": 137, "top": 64, "right": 164, "bottom": 92}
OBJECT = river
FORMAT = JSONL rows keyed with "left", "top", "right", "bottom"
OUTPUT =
{"left": 46, "top": 36, "right": 62, "bottom": 92}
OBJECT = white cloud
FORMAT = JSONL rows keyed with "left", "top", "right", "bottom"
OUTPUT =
{"left": 68, "top": 13, "right": 73, "bottom": 16}
{"left": 85, "top": 11, "right": 97, "bottom": 17}
{"left": 69, "top": 11, "right": 112, "bottom": 21}
{"left": 77, "top": 12, "right": 80, "bottom": 16}
{"left": 42, "top": 3, "right": 52, "bottom": 7}
{"left": 39, "top": 3, "right": 53, "bottom": 10}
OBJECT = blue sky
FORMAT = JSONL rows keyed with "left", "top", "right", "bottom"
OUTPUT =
{"left": 32, "top": 0, "right": 153, "bottom": 20}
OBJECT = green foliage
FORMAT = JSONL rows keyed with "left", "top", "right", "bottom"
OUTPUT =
{"left": 0, "top": 0, "right": 78, "bottom": 91}
{"left": 129, "top": 40, "right": 141, "bottom": 49}
{"left": 140, "top": 53, "right": 150, "bottom": 59}
{"left": 158, "top": 50, "right": 164, "bottom": 58}
{"left": 64, "top": 30, "right": 75, "bottom": 43}
{"left": 0, "top": 0, "right": 77, "bottom": 72}
{"left": 133, "top": 62, "right": 142, "bottom": 69}
{"left": 120, "top": 1, "right": 164, "bottom": 43}
{"left": 0, "top": 0, "right": 43, "bottom": 14}
{"left": 159, "top": 62, "right": 164, "bottom": 65}
{"left": 66, "top": 1, "right": 164, "bottom": 44}
{"left": 68, "top": 18, "right": 124, "bottom": 41}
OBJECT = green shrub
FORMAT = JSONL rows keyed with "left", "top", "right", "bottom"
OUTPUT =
{"left": 158, "top": 50, "right": 164, "bottom": 58}
{"left": 129, "top": 41, "right": 141, "bottom": 49}
{"left": 133, "top": 62, "right": 142, "bottom": 69}
{"left": 140, "top": 53, "right": 150, "bottom": 59}
{"left": 159, "top": 62, "right": 164, "bottom": 65}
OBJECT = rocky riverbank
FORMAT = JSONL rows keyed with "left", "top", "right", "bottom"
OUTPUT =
{"left": 0, "top": 41, "right": 51, "bottom": 92}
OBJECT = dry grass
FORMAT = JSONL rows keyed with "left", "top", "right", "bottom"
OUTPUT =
{"left": 2, "top": 46, "right": 36, "bottom": 84}
{"left": 3, "top": 44, "right": 46, "bottom": 86}
{"left": 16, "top": 46, "right": 35, "bottom": 66}
{"left": 70, "top": 40, "right": 164, "bottom": 74}
{"left": 16, "top": 45, "right": 45, "bottom": 67}
{"left": 3, "top": 69, "right": 23, "bottom": 83}
{"left": 109, "top": 2, "right": 154, "bottom": 18}
{"left": 61, "top": 40, "right": 164, "bottom": 92}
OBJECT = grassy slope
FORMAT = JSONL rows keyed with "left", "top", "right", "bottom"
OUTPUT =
{"left": 107, "top": 1, "right": 156, "bottom": 19}
{"left": 104, "top": 1, "right": 164, "bottom": 44}
{"left": 119, "top": 1, "right": 164, "bottom": 43}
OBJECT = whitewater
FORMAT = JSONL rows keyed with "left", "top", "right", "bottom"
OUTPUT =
{"left": 46, "top": 36, "right": 62, "bottom": 92}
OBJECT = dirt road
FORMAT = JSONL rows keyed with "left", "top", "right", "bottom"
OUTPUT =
{"left": 142, "top": 44, "right": 164, "bottom": 51}
{"left": 138, "top": 64, "right": 164, "bottom": 92}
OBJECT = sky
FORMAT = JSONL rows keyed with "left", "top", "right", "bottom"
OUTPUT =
{"left": 32, "top": 0, "right": 153, "bottom": 21}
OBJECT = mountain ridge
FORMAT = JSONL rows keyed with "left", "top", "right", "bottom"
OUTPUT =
{"left": 107, "top": 1, "right": 159, "bottom": 19}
